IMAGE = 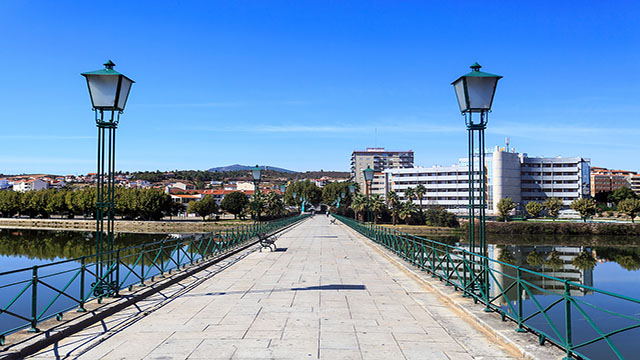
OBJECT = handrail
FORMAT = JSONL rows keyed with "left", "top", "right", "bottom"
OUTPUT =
{"left": 0, "top": 214, "right": 309, "bottom": 344}
{"left": 334, "top": 215, "right": 640, "bottom": 360}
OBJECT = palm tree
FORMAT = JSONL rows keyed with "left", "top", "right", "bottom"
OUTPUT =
{"left": 351, "top": 194, "right": 368, "bottom": 221}
{"left": 370, "top": 194, "right": 385, "bottom": 224}
{"left": 398, "top": 201, "right": 417, "bottom": 224}
{"left": 387, "top": 191, "right": 400, "bottom": 225}
{"left": 404, "top": 187, "right": 415, "bottom": 204}
{"left": 414, "top": 184, "right": 426, "bottom": 214}
{"left": 265, "top": 192, "right": 284, "bottom": 217}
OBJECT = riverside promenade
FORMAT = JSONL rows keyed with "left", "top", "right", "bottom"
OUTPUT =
{"left": 28, "top": 216, "right": 516, "bottom": 359}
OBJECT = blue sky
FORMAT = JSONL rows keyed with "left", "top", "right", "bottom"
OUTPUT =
{"left": 0, "top": 1, "right": 639, "bottom": 175}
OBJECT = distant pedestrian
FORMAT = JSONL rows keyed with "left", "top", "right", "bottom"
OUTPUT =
{"left": 326, "top": 211, "right": 329, "bottom": 217}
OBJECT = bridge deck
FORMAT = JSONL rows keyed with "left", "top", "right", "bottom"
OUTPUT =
{"left": 30, "top": 217, "right": 514, "bottom": 359}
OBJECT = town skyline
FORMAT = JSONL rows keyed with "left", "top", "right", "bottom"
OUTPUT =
{"left": 1, "top": 1, "right": 639, "bottom": 174}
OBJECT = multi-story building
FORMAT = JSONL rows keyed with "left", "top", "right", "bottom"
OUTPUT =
{"left": 589, "top": 167, "right": 636, "bottom": 196}
{"left": 350, "top": 148, "right": 413, "bottom": 194}
{"left": 12, "top": 179, "right": 49, "bottom": 192}
{"left": 384, "top": 149, "right": 590, "bottom": 215}
{"left": 630, "top": 175, "right": 640, "bottom": 195}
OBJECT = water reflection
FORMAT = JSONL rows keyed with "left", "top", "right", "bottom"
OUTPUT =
{"left": 0, "top": 229, "right": 173, "bottom": 271}
{"left": 491, "top": 245, "right": 594, "bottom": 300}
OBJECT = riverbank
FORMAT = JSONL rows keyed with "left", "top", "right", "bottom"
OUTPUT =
{"left": 380, "top": 224, "right": 461, "bottom": 236}
{"left": 0, "top": 218, "right": 252, "bottom": 233}
{"left": 381, "top": 220, "right": 640, "bottom": 237}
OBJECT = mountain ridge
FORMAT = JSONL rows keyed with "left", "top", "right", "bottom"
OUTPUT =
{"left": 207, "top": 164, "right": 297, "bottom": 173}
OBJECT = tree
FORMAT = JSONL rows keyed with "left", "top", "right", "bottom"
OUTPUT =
{"left": 187, "top": 200, "right": 200, "bottom": 218}
{"left": 220, "top": 191, "right": 249, "bottom": 219}
{"left": 168, "top": 201, "right": 185, "bottom": 219}
{"left": 321, "top": 181, "right": 353, "bottom": 209}
{"left": 404, "top": 187, "right": 415, "bottom": 204}
{"left": 570, "top": 198, "right": 597, "bottom": 222}
{"left": 543, "top": 197, "right": 563, "bottom": 221}
{"left": 387, "top": 191, "right": 400, "bottom": 225}
{"left": 248, "top": 192, "right": 266, "bottom": 220}
{"left": 265, "top": 192, "right": 284, "bottom": 218}
{"left": 609, "top": 187, "right": 636, "bottom": 205}
{"left": 0, "top": 190, "right": 21, "bottom": 217}
{"left": 398, "top": 201, "right": 417, "bottom": 224}
{"left": 414, "top": 185, "right": 426, "bottom": 214}
{"left": 496, "top": 197, "right": 516, "bottom": 222}
{"left": 369, "top": 194, "right": 385, "bottom": 224}
{"left": 284, "top": 180, "right": 322, "bottom": 208}
{"left": 189, "top": 195, "right": 218, "bottom": 221}
{"left": 617, "top": 198, "right": 640, "bottom": 223}
{"left": 350, "top": 194, "right": 369, "bottom": 222}
{"left": 423, "top": 207, "right": 459, "bottom": 228}
{"left": 525, "top": 202, "right": 543, "bottom": 218}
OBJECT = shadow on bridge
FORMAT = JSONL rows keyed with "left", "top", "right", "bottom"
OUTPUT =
{"left": 179, "top": 284, "right": 367, "bottom": 297}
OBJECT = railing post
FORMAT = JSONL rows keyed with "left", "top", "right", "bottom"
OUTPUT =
{"left": 483, "top": 254, "right": 491, "bottom": 312}
{"left": 140, "top": 244, "right": 146, "bottom": 286}
{"left": 431, "top": 243, "right": 437, "bottom": 278}
{"left": 114, "top": 249, "right": 120, "bottom": 297}
{"left": 78, "top": 257, "right": 87, "bottom": 312}
{"left": 564, "top": 280, "right": 573, "bottom": 359}
{"left": 28, "top": 266, "right": 39, "bottom": 333}
{"left": 445, "top": 247, "right": 451, "bottom": 284}
{"left": 190, "top": 238, "right": 194, "bottom": 265}
{"left": 160, "top": 245, "right": 165, "bottom": 276}
{"left": 516, "top": 266, "right": 526, "bottom": 333}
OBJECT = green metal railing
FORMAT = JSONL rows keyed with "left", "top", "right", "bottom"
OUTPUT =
{"left": 335, "top": 215, "right": 640, "bottom": 360}
{"left": 0, "top": 215, "right": 308, "bottom": 345}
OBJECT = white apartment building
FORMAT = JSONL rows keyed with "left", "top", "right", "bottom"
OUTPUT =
{"left": 236, "top": 181, "right": 256, "bottom": 191}
{"left": 629, "top": 174, "right": 640, "bottom": 195}
{"left": 351, "top": 148, "right": 413, "bottom": 193}
{"left": 12, "top": 179, "right": 49, "bottom": 192}
{"left": 384, "top": 149, "right": 590, "bottom": 215}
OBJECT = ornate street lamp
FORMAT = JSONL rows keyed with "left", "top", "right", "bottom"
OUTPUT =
{"left": 363, "top": 166, "right": 374, "bottom": 196}
{"left": 81, "top": 60, "right": 134, "bottom": 297}
{"left": 362, "top": 166, "right": 375, "bottom": 224}
{"left": 251, "top": 165, "right": 262, "bottom": 221}
{"left": 452, "top": 62, "right": 501, "bottom": 306}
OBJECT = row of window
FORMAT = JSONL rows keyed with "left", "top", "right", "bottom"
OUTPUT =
{"left": 522, "top": 163, "right": 577, "bottom": 168}
{"left": 394, "top": 172, "right": 477, "bottom": 177}
{"left": 523, "top": 197, "right": 574, "bottom": 201}
{"left": 522, "top": 180, "right": 578, "bottom": 184}
{"left": 522, "top": 188, "right": 577, "bottom": 193}
{"left": 522, "top": 172, "right": 578, "bottom": 176}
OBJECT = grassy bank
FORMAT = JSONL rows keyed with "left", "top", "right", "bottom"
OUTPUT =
{"left": 379, "top": 224, "right": 462, "bottom": 236}
{"left": 469, "top": 221, "right": 640, "bottom": 236}
{"left": 0, "top": 218, "right": 254, "bottom": 233}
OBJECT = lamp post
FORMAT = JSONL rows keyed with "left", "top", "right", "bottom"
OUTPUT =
{"left": 333, "top": 192, "right": 345, "bottom": 209}
{"left": 452, "top": 62, "right": 501, "bottom": 303}
{"left": 292, "top": 192, "right": 306, "bottom": 213}
{"left": 363, "top": 166, "right": 375, "bottom": 225}
{"left": 251, "top": 165, "right": 262, "bottom": 222}
{"left": 81, "top": 60, "right": 134, "bottom": 297}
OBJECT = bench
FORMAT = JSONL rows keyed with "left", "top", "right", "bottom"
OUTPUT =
{"left": 257, "top": 232, "right": 278, "bottom": 252}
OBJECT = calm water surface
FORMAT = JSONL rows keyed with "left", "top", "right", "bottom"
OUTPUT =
{"left": 0, "top": 229, "right": 179, "bottom": 337}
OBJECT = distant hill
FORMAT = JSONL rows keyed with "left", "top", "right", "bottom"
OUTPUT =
{"left": 208, "top": 164, "right": 297, "bottom": 173}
